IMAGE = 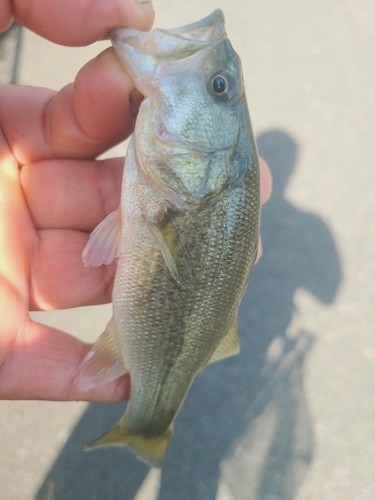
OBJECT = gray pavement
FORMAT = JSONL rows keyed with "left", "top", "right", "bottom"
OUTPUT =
{"left": 1, "top": 1, "right": 375, "bottom": 499}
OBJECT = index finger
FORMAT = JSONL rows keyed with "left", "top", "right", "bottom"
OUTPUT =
{"left": 3, "top": 0, "right": 154, "bottom": 45}
{"left": 0, "top": 48, "right": 136, "bottom": 164}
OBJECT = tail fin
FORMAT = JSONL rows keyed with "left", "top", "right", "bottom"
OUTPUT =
{"left": 86, "top": 420, "right": 172, "bottom": 468}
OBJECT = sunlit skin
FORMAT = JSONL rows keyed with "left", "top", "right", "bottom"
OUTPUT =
{"left": 0, "top": 0, "right": 272, "bottom": 402}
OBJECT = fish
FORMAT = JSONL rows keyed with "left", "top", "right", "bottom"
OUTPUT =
{"left": 76, "top": 9, "right": 260, "bottom": 468}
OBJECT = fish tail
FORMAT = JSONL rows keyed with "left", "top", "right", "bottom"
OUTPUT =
{"left": 85, "top": 420, "right": 172, "bottom": 468}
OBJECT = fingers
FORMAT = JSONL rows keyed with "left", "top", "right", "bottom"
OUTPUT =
{"left": 0, "top": 2, "right": 13, "bottom": 31}
{"left": 0, "top": 48, "right": 138, "bottom": 164}
{"left": 10, "top": 0, "right": 154, "bottom": 46}
{"left": 0, "top": 319, "right": 130, "bottom": 401}
{"left": 260, "top": 157, "right": 272, "bottom": 204}
{"left": 255, "top": 158, "right": 272, "bottom": 265}
{"left": 21, "top": 157, "right": 123, "bottom": 231}
{"left": 0, "top": 129, "right": 32, "bottom": 333}
{"left": 48, "top": 49, "right": 137, "bottom": 159}
{"left": 22, "top": 156, "right": 123, "bottom": 311}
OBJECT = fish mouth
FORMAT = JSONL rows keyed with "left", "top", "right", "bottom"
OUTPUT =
{"left": 110, "top": 10, "right": 226, "bottom": 60}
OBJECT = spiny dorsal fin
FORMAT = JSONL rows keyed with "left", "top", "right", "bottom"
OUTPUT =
{"left": 75, "top": 318, "right": 127, "bottom": 391}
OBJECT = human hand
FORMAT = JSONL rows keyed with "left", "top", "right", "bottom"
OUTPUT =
{"left": 0, "top": 0, "right": 271, "bottom": 403}
{"left": 0, "top": 0, "right": 154, "bottom": 401}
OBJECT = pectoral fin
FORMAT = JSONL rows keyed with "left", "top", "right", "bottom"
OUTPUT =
{"left": 75, "top": 318, "right": 127, "bottom": 391}
{"left": 208, "top": 316, "right": 240, "bottom": 365}
{"left": 82, "top": 208, "right": 121, "bottom": 266}
{"left": 86, "top": 419, "right": 172, "bottom": 468}
{"left": 146, "top": 214, "right": 192, "bottom": 288}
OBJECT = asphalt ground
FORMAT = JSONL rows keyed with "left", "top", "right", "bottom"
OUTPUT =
{"left": 0, "top": 1, "right": 374, "bottom": 499}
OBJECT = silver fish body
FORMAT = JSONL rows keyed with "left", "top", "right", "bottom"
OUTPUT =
{"left": 77, "top": 10, "right": 260, "bottom": 467}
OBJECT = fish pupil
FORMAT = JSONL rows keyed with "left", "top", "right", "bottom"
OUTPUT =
{"left": 213, "top": 76, "right": 227, "bottom": 94}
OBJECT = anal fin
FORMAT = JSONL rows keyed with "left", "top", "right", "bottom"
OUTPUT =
{"left": 208, "top": 315, "right": 240, "bottom": 365}
{"left": 75, "top": 318, "right": 127, "bottom": 391}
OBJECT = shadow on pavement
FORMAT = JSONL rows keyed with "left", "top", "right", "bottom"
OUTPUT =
{"left": 36, "top": 129, "right": 341, "bottom": 500}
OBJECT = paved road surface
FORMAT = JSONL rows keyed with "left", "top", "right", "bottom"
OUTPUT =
{"left": 0, "top": 1, "right": 374, "bottom": 499}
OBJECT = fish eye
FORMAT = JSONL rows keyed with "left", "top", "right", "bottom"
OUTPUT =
{"left": 213, "top": 76, "right": 227, "bottom": 94}
{"left": 208, "top": 70, "right": 238, "bottom": 103}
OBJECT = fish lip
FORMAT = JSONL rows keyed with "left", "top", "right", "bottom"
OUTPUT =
{"left": 110, "top": 27, "right": 140, "bottom": 44}
{"left": 110, "top": 10, "right": 227, "bottom": 62}
{"left": 110, "top": 9, "right": 226, "bottom": 43}
{"left": 167, "top": 9, "right": 226, "bottom": 40}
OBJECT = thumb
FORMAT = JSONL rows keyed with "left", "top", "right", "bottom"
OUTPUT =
{"left": 9, "top": 0, "right": 154, "bottom": 46}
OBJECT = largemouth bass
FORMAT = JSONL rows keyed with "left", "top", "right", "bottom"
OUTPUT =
{"left": 76, "top": 9, "right": 260, "bottom": 468}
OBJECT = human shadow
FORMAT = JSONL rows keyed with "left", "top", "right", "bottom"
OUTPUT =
{"left": 0, "top": 21, "right": 23, "bottom": 85}
{"left": 36, "top": 129, "right": 341, "bottom": 500}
